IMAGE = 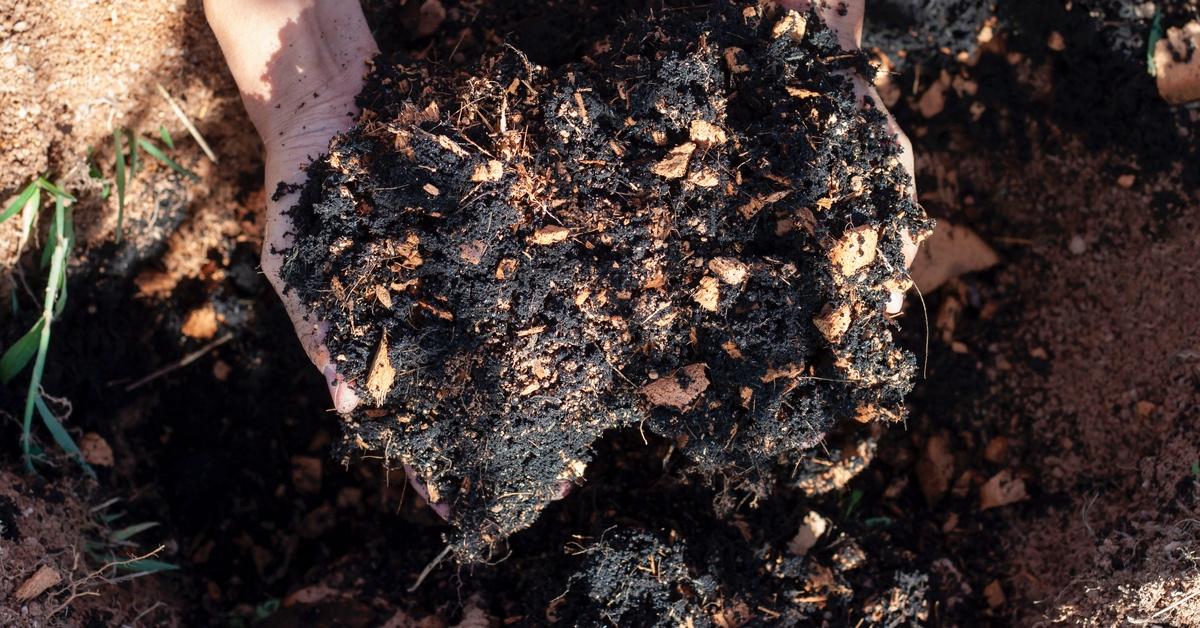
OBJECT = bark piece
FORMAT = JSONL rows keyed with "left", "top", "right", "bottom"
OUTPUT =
{"left": 651, "top": 143, "right": 696, "bottom": 179}
{"left": 641, "top": 363, "right": 709, "bottom": 411}
{"left": 366, "top": 332, "right": 396, "bottom": 407}
{"left": 14, "top": 565, "right": 60, "bottom": 601}
{"left": 910, "top": 220, "right": 1000, "bottom": 293}
{"left": 813, "top": 302, "right": 851, "bottom": 344}
{"left": 828, "top": 226, "right": 878, "bottom": 277}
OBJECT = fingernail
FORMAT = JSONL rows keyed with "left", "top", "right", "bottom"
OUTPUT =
{"left": 886, "top": 290, "right": 904, "bottom": 316}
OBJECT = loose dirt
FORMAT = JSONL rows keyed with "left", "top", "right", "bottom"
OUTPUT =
{"left": 284, "top": 2, "right": 928, "bottom": 561}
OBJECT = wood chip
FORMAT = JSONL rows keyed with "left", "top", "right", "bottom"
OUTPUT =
{"left": 700, "top": 256, "right": 739, "bottom": 285}
{"left": 422, "top": 183, "right": 440, "bottom": 196}
{"left": 14, "top": 565, "right": 61, "bottom": 601}
{"left": 979, "top": 470, "right": 1028, "bottom": 510}
{"left": 470, "top": 160, "right": 504, "bottom": 182}
{"left": 788, "top": 511, "right": 828, "bottom": 556}
{"left": 916, "top": 434, "right": 955, "bottom": 503}
{"left": 516, "top": 326, "right": 547, "bottom": 337}
{"left": 984, "top": 580, "right": 1006, "bottom": 608}
{"left": 688, "top": 119, "right": 727, "bottom": 147}
{"left": 81, "top": 432, "right": 114, "bottom": 467}
{"left": 693, "top": 275, "right": 721, "bottom": 312}
{"left": 366, "top": 332, "right": 396, "bottom": 407}
{"left": 688, "top": 168, "right": 720, "bottom": 187}
{"left": 721, "top": 340, "right": 743, "bottom": 359}
{"left": 641, "top": 363, "right": 709, "bottom": 411}
{"left": 531, "top": 225, "right": 571, "bottom": 245}
{"left": 761, "top": 363, "right": 803, "bottom": 383}
{"left": 812, "top": 302, "right": 851, "bottom": 344}
{"left": 786, "top": 86, "right": 820, "bottom": 99}
{"left": 181, "top": 304, "right": 219, "bottom": 340}
{"left": 724, "top": 47, "right": 750, "bottom": 74}
{"left": 910, "top": 220, "right": 1000, "bottom": 293}
{"left": 459, "top": 240, "right": 486, "bottom": 265}
{"left": 1155, "top": 21, "right": 1200, "bottom": 104}
{"left": 828, "top": 226, "right": 879, "bottom": 277}
{"left": 772, "top": 10, "right": 807, "bottom": 41}
{"left": 375, "top": 285, "right": 393, "bottom": 308}
{"left": 495, "top": 258, "right": 518, "bottom": 280}
{"left": 652, "top": 142, "right": 696, "bottom": 179}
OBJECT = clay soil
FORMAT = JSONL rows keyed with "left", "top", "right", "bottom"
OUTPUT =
{"left": 1, "top": 0, "right": 1199, "bottom": 626}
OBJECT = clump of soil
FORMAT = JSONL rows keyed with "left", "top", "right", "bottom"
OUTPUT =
{"left": 283, "top": 1, "right": 928, "bottom": 559}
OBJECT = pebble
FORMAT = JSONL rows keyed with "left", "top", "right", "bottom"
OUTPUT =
{"left": 13, "top": 20, "right": 28, "bottom": 32}
{"left": 1068, "top": 235, "right": 1087, "bottom": 255}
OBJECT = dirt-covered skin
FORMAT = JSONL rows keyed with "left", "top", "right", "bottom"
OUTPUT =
{"left": 282, "top": 1, "right": 928, "bottom": 560}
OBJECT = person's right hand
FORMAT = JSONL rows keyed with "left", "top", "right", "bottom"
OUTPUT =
{"left": 781, "top": 0, "right": 923, "bottom": 314}
{"left": 206, "top": 0, "right": 378, "bottom": 414}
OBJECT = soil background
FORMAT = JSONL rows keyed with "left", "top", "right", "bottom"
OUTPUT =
{"left": 0, "top": 0, "right": 1198, "bottom": 626}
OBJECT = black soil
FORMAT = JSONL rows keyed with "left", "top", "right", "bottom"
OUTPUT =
{"left": 282, "top": 1, "right": 929, "bottom": 560}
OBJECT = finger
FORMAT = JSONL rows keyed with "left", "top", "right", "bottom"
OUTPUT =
{"left": 263, "top": 189, "right": 361, "bottom": 414}
{"left": 405, "top": 465, "right": 452, "bottom": 520}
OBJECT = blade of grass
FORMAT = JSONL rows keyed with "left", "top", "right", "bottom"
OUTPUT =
{"left": 34, "top": 178, "right": 75, "bottom": 202}
{"left": 17, "top": 185, "right": 39, "bottom": 254}
{"left": 156, "top": 83, "right": 217, "bottom": 163}
{"left": 135, "top": 136, "right": 199, "bottom": 181}
{"left": 34, "top": 395, "right": 94, "bottom": 478}
{"left": 158, "top": 124, "right": 174, "bottom": 150}
{"left": 111, "top": 521, "right": 159, "bottom": 542}
{"left": 117, "top": 558, "right": 179, "bottom": 574}
{"left": 112, "top": 130, "right": 127, "bottom": 243}
{"left": 39, "top": 193, "right": 62, "bottom": 270}
{"left": 0, "top": 320, "right": 44, "bottom": 384}
{"left": 22, "top": 214, "right": 67, "bottom": 470}
{"left": 125, "top": 129, "right": 140, "bottom": 177}
{"left": 0, "top": 181, "right": 39, "bottom": 223}
{"left": 53, "top": 203, "right": 72, "bottom": 317}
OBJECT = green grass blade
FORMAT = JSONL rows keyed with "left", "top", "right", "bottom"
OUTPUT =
{"left": 0, "top": 181, "right": 39, "bottom": 224}
{"left": 111, "top": 521, "right": 159, "bottom": 542}
{"left": 34, "top": 178, "right": 75, "bottom": 202}
{"left": 0, "top": 320, "right": 44, "bottom": 384}
{"left": 118, "top": 558, "right": 179, "bottom": 574}
{"left": 125, "top": 129, "right": 140, "bottom": 177}
{"left": 40, "top": 193, "right": 63, "bottom": 269}
{"left": 53, "top": 205, "right": 73, "bottom": 318}
{"left": 18, "top": 186, "right": 40, "bottom": 253}
{"left": 159, "top": 124, "right": 174, "bottom": 150}
{"left": 113, "top": 130, "right": 127, "bottom": 243}
{"left": 34, "top": 395, "right": 94, "bottom": 478}
{"left": 135, "top": 136, "right": 199, "bottom": 181}
{"left": 22, "top": 236, "right": 67, "bottom": 470}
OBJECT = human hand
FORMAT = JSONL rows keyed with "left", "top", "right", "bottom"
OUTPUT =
{"left": 205, "top": 0, "right": 378, "bottom": 413}
{"left": 781, "top": 0, "right": 922, "bottom": 314}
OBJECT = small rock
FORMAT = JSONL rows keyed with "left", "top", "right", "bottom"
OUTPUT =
{"left": 788, "top": 511, "right": 828, "bottom": 556}
{"left": 1047, "top": 31, "right": 1066, "bottom": 51}
{"left": 291, "top": 456, "right": 323, "bottom": 494}
{"left": 81, "top": 433, "right": 114, "bottom": 467}
{"left": 984, "top": 580, "right": 1006, "bottom": 608}
{"left": 1068, "top": 235, "right": 1087, "bottom": 255}
{"left": 181, "top": 304, "right": 219, "bottom": 340}
{"left": 979, "top": 470, "right": 1028, "bottom": 510}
